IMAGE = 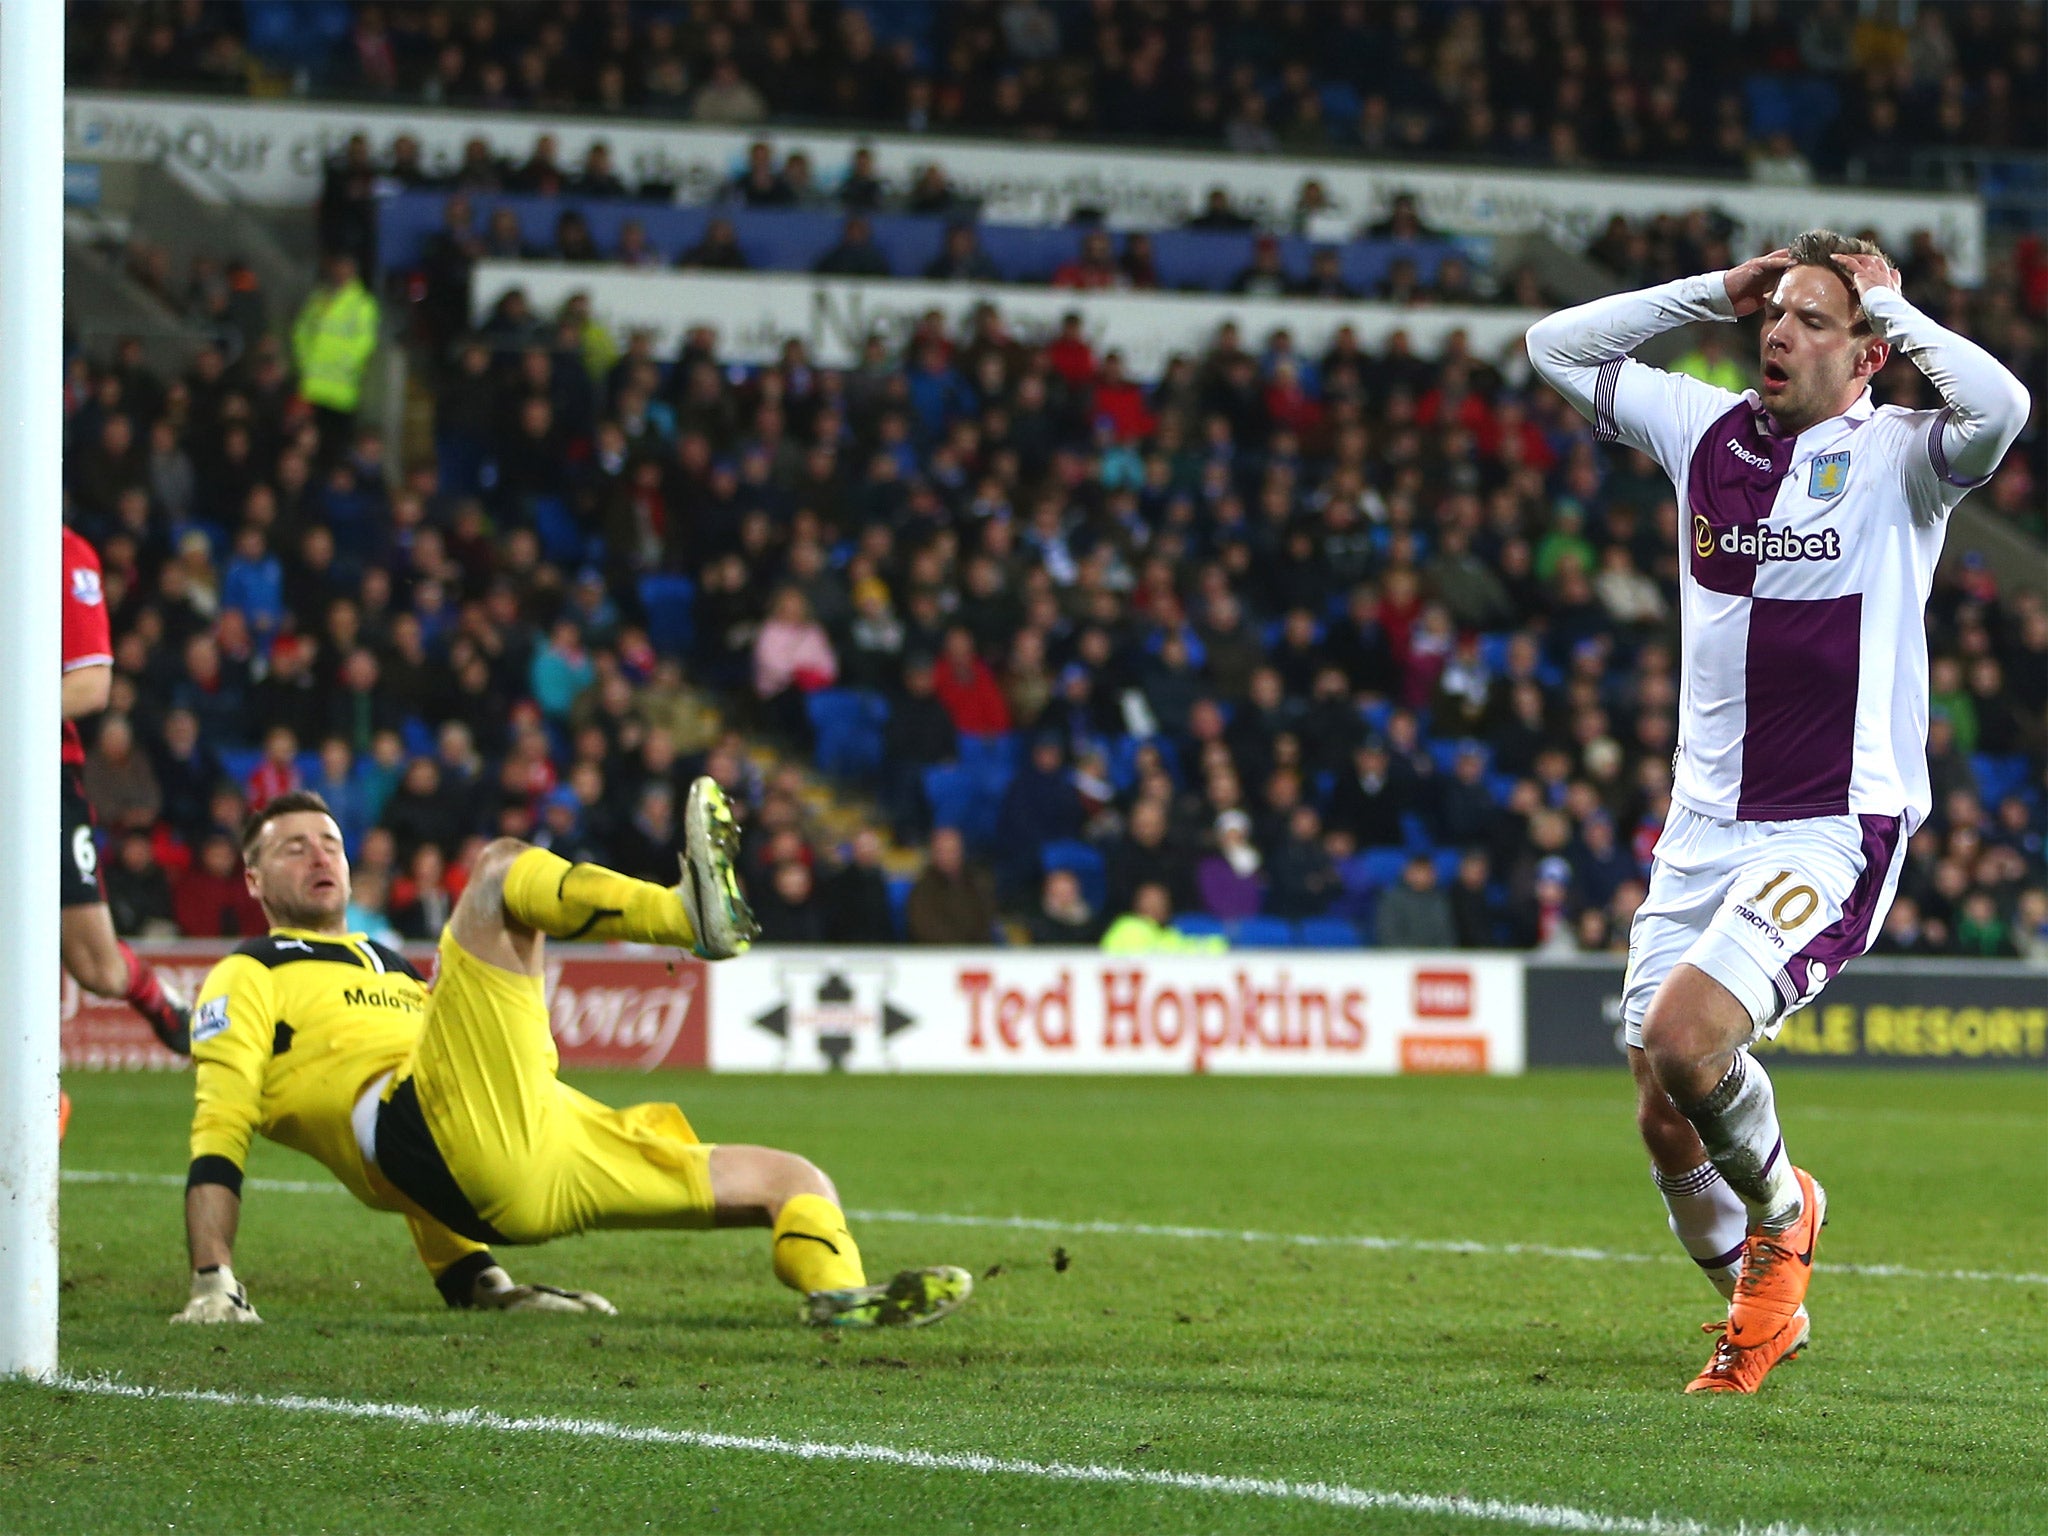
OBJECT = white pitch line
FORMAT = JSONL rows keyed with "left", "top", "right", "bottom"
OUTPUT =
{"left": 61, "top": 1170, "right": 2048, "bottom": 1288}
{"left": 48, "top": 1375, "right": 1853, "bottom": 1536}
{"left": 64, "top": 1168, "right": 345, "bottom": 1196}
{"left": 845, "top": 1209, "right": 2048, "bottom": 1288}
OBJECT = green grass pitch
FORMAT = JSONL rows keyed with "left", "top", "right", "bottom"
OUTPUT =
{"left": 6, "top": 1068, "right": 2044, "bottom": 1534}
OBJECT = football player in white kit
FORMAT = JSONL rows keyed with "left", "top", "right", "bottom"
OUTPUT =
{"left": 1528, "top": 230, "right": 2031, "bottom": 1393}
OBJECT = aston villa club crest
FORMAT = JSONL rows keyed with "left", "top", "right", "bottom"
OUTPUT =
{"left": 752, "top": 960, "right": 917, "bottom": 1070}
{"left": 1808, "top": 451, "right": 1850, "bottom": 500}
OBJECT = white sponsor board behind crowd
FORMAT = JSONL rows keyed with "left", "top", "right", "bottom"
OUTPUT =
{"left": 709, "top": 949, "right": 1525, "bottom": 1075}
{"left": 472, "top": 262, "right": 1539, "bottom": 377}
{"left": 66, "top": 91, "right": 1986, "bottom": 283}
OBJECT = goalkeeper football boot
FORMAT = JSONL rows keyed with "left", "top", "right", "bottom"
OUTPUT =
{"left": 679, "top": 775, "right": 760, "bottom": 960}
{"left": 1685, "top": 1305, "right": 1810, "bottom": 1394}
{"left": 1726, "top": 1167, "right": 1827, "bottom": 1350}
{"left": 805, "top": 1266, "right": 974, "bottom": 1329}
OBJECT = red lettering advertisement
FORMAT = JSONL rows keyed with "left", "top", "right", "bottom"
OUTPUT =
{"left": 60, "top": 943, "right": 708, "bottom": 1072}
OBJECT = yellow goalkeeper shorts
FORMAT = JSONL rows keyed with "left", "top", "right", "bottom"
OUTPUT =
{"left": 378, "top": 932, "right": 717, "bottom": 1245}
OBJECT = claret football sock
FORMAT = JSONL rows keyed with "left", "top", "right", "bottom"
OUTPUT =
{"left": 503, "top": 847, "right": 698, "bottom": 949}
{"left": 771, "top": 1193, "right": 867, "bottom": 1294}
{"left": 1676, "top": 1053, "right": 1804, "bottom": 1232}
{"left": 1653, "top": 1161, "right": 1748, "bottom": 1300}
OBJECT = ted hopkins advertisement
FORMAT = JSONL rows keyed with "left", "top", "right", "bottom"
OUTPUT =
{"left": 709, "top": 951, "right": 1524, "bottom": 1075}
{"left": 66, "top": 945, "right": 1518, "bottom": 1076}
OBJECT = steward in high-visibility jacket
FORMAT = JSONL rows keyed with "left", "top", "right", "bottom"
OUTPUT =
{"left": 292, "top": 253, "right": 380, "bottom": 415}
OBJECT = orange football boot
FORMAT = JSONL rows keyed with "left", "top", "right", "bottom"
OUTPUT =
{"left": 58, "top": 1090, "right": 71, "bottom": 1143}
{"left": 1685, "top": 1306, "right": 1810, "bottom": 1394}
{"left": 1725, "top": 1166, "right": 1827, "bottom": 1351}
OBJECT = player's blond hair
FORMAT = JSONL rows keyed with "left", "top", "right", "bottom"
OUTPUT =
{"left": 1787, "top": 229, "right": 1893, "bottom": 333}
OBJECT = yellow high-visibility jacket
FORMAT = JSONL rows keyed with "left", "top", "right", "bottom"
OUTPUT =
{"left": 291, "top": 278, "right": 380, "bottom": 413}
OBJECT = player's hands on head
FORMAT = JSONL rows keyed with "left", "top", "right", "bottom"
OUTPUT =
{"left": 470, "top": 1264, "right": 619, "bottom": 1316}
{"left": 171, "top": 1265, "right": 262, "bottom": 1325}
{"left": 1723, "top": 248, "right": 1793, "bottom": 317}
{"left": 1834, "top": 253, "right": 1902, "bottom": 299}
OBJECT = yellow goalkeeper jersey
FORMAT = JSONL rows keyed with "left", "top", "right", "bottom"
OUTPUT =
{"left": 190, "top": 928, "right": 426, "bottom": 1191}
{"left": 188, "top": 927, "right": 491, "bottom": 1286}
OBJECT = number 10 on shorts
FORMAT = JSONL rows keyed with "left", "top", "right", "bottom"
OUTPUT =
{"left": 1748, "top": 870, "right": 1819, "bottom": 930}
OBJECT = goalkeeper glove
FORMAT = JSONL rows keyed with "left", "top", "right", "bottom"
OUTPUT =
{"left": 170, "top": 1265, "right": 262, "bottom": 1325}
{"left": 470, "top": 1264, "right": 617, "bottom": 1315}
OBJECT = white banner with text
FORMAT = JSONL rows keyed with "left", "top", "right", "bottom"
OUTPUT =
{"left": 66, "top": 91, "right": 1985, "bottom": 282}
{"left": 472, "top": 262, "right": 1540, "bottom": 377}
{"left": 708, "top": 949, "right": 1525, "bottom": 1075}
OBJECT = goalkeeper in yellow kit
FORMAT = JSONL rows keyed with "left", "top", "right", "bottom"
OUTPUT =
{"left": 173, "top": 781, "right": 971, "bottom": 1329}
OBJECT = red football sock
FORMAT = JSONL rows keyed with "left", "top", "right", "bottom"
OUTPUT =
{"left": 120, "top": 942, "right": 187, "bottom": 1051}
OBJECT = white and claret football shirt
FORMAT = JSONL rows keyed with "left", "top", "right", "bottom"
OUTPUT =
{"left": 1529, "top": 274, "right": 2031, "bottom": 837}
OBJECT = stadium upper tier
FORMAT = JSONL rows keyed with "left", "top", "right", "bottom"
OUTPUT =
{"left": 68, "top": 0, "right": 2046, "bottom": 186}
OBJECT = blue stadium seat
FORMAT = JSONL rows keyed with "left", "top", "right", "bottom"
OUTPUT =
{"left": 923, "top": 764, "right": 1000, "bottom": 847}
{"left": 400, "top": 718, "right": 435, "bottom": 758}
{"left": 958, "top": 731, "right": 1020, "bottom": 777}
{"left": 377, "top": 188, "right": 1467, "bottom": 295}
{"left": 220, "top": 748, "right": 262, "bottom": 786}
{"left": 529, "top": 496, "right": 587, "bottom": 567}
{"left": 1971, "top": 754, "right": 2032, "bottom": 808}
{"left": 1040, "top": 839, "right": 1107, "bottom": 912}
{"left": 1400, "top": 813, "right": 1435, "bottom": 853}
{"left": 1434, "top": 850, "right": 1463, "bottom": 887}
{"left": 1229, "top": 915, "right": 1295, "bottom": 949}
{"left": 638, "top": 575, "right": 696, "bottom": 657}
{"left": 808, "top": 689, "right": 886, "bottom": 779}
{"left": 886, "top": 875, "right": 912, "bottom": 938}
{"left": 1297, "top": 916, "right": 1361, "bottom": 948}
{"left": 1171, "top": 913, "right": 1228, "bottom": 941}
{"left": 1350, "top": 848, "right": 1411, "bottom": 892}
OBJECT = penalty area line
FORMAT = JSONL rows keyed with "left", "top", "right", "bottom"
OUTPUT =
{"left": 49, "top": 1375, "right": 1850, "bottom": 1536}
{"left": 60, "top": 1170, "right": 2048, "bottom": 1287}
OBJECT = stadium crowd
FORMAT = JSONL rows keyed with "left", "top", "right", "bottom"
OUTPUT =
{"left": 68, "top": 0, "right": 2045, "bottom": 182}
{"left": 63, "top": 248, "right": 2048, "bottom": 955}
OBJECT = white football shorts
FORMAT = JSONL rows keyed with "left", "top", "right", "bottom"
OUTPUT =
{"left": 1622, "top": 804, "right": 1909, "bottom": 1048}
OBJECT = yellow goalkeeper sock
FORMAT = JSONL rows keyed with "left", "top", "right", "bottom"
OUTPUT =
{"left": 771, "top": 1194, "right": 866, "bottom": 1294}
{"left": 502, "top": 847, "right": 698, "bottom": 949}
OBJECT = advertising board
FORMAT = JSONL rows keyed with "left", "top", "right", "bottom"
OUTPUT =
{"left": 65, "top": 91, "right": 1986, "bottom": 283}
{"left": 471, "top": 263, "right": 1538, "bottom": 378}
{"left": 707, "top": 949, "right": 1525, "bottom": 1075}
{"left": 1524, "top": 957, "right": 2047, "bottom": 1069}
{"left": 60, "top": 943, "right": 708, "bottom": 1073}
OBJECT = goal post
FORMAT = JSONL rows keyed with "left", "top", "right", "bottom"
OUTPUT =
{"left": 0, "top": 0, "right": 67, "bottom": 1382}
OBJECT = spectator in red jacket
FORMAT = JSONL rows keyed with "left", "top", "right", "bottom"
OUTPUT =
{"left": 1052, "top": 230, "right": 1122, "bottom": 291}
{"left": 245, "top": 724, "right": 303, "bottom": 810}
{"left": 1090, "top": 351, "right": 1155, "bottom": 442}
{"left": 1045, "top": 312, "right": 1097, "bottom": 387}
{"left": 932, "top": 625, "right": 1012, "bottom": 736}
{"left": 172, "top": 833, "right": 267, "bottom": 937}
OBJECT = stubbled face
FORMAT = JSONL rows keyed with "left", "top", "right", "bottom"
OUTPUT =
{"left": 246, "top": 811, "right": 351, "bottom": 930}
{"left": 1758, "top": 265, "right": 1886, "bottom": 434}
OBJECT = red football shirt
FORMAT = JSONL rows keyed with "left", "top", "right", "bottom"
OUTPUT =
{"left": 62, "top": 527, "right": 112, "bottom": 767}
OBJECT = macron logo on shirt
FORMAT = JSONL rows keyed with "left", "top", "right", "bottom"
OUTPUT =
{"left": 1725, "top": 438, "right": 1773, "bottom": 471}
